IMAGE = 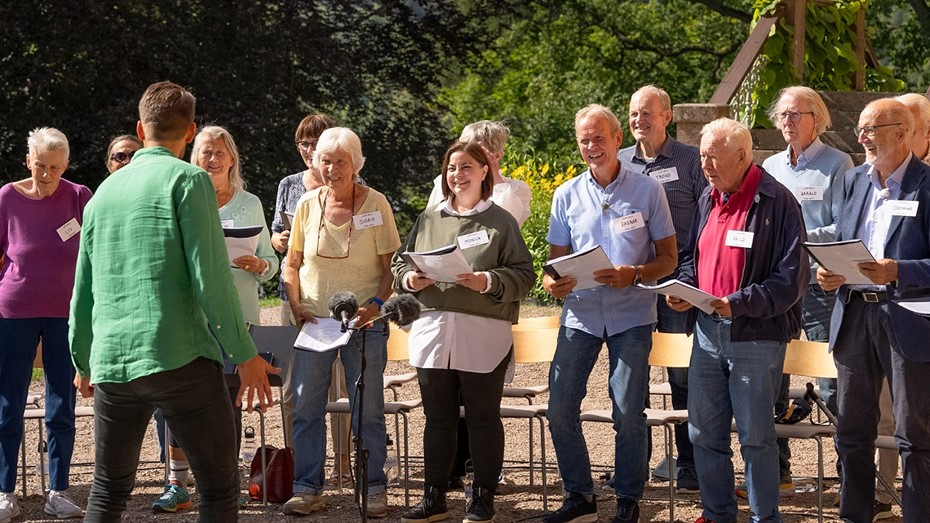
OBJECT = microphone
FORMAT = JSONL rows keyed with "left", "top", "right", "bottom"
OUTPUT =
{"left": 381, "top": 294, "right": 421, "bottom": 327}
{"left": 327, "top": 291, "right": 358, "bottom": 331}
{"left": 879, "top": 187, "right": 891, "bottom": 199}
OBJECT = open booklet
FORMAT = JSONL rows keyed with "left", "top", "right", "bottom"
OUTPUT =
{"left": 279, "top": 210, "right": 295, "bottom": 231}
{"left": 636, "top": 279, "right": 720, "bottom": 314}
{"left": 400, "top": 244, "right": 472, "bottom": 283}
{"left": 223, "top": 225, "right": 263, "bottom": 266}
{"left": 542, "top": 245, "right": 614, "bottom": 291}
{"left": 294, "top": 317, "right": 355, "bottom": 352}
{"left": 802, "top": 240, "right": 876, "bottom": 286}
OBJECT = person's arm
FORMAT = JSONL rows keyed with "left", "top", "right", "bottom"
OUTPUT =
{"left": 541, "top": 244, "right": 577, "bottom": 299}
{"left": 282, "top": 248, "right": 315, "bottom": 324}
{"left": 270, "top": 177, "right": 290, "bottom": 252}
{"left": 358, "top": 253, "right": 394, "bottom": 326}
{"left": 69, "top": 224, "right": 95, "bottom": 380}
{"left": 593, "top": 235, "right": 678, "bottom": 288}
{"left": 480, "top": 219, "right": 537, "bottom": 301}
{"left": 807, "top": 155, "right": 855, "bottom": 243}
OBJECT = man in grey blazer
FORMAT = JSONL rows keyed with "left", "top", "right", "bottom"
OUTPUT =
{"left": 818, "top": 98, "right": 930, "bottom": 523}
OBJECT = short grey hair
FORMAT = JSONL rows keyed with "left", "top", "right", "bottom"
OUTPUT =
{"left": 767, "top": 85, "right": 831, "bottom": 135}
{"left": 191, "top": 125, "right": 245, "bottom": 191}
{"left": 314, "top": 127, "right": 366, "bottom": 179}
{"left": 700, "top": 118, "right": 753, "bottom": 155}
{"left": 459, "top": 120, "right": 511, "bottom": 155}
{"left": 27, "top": 127, "right": 70, "bottom": 159}
{"left": 575, "top": 104, "right": 623, "bottom": 136}
{"left": 632, "top": 85, "right": 672, "bottom": 112}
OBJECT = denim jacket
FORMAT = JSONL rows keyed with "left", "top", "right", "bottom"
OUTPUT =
{"left": 677, "top": 166, "right": 809, "bottom": 342}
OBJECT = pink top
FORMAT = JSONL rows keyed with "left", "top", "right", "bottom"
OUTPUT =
{"left": 0, "top": 179, "right": 92, "bottom": 318}
{"left": 697, "top": 165, "right": 762, "bottom": 299}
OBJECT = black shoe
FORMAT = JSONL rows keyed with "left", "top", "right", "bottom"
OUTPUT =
{"left": 401, "top": 486, "right": 449, "bottom": 523}
{"left": 463, "top": 487, "right": 495, "bottom": 522}
{"left": 612, "top": 498, "right": 639, "bottom": 523}
{"left": 542, "top": 493, "right": 597, "bottom": 523}
{"left": 872, "top": 499, "right": 893, "bottom": 521}
{"left": 675, "top": 465, "right": 700, "bottom": 494}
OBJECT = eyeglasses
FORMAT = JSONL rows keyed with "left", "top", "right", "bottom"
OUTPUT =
{"left": 295, "top": 139, "right": 318, "bottom": 152}
{"left": 315, "top": 189, "right": 353, "bottom": 259}
{"left": 853, "top": 123, "right": 901, "bottom": 138}
{"left": 109, "top": 151, "right": 135, "bottom": 164}
{"left": 778, "top": 111, "right": 813, "bottom": 123}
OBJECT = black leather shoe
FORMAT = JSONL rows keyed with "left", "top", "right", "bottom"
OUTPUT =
{"left": 463, "top": 487, "right": 495, "bottom": 522}
{"left": 401, "top": 486, "right": 449, "bottom": 523}
{"left": 612, "top": 498, "right": 639, "bottom": 523}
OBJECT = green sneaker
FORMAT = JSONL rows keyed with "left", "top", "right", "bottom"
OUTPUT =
{"left": 152, "top": 482, "right": 192, "bottom": 513}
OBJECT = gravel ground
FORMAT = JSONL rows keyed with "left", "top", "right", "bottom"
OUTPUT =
{"left": 17, "top": 304, "right": 902, "bottom": 522}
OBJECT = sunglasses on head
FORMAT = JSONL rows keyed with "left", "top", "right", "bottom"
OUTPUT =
{"left": 110, "top": 151, "right": 135, "bottom": 164}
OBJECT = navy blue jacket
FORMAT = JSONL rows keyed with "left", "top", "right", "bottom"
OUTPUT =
{"left": 676, "top": 165, "right": 808, "bottom": 342}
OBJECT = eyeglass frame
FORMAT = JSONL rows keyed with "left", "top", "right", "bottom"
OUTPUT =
{"left": 295, "top": 138, "right": 319, "bottom": 152}
{"left": 109, "top": 151, "right": 135, "bottom": 164}
{"left": 315, "top": 189, "right": 354, "bottom": 260}
{"left": 853, "top": 123, "right": 902, "bottom": 138}
{"left": 777, "top": 111, "right": 814, "bottom": 123}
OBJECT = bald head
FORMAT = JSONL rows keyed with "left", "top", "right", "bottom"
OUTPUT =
{"left": 857, "top": 99, "right": 914, "bottom": 174}
{"left": 895, "top": 93, "right": 930, "bottom": 160}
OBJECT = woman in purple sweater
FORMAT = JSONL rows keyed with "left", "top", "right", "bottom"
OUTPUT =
{"left": 0, "top": 127, "right": 91, "bottom": 520}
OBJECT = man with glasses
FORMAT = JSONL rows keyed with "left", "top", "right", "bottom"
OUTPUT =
{"left": 817, "top": 98, "right": 930, "bottom": 523}
{"left": 760, "top": 86, "right": 853, "bottom": 499}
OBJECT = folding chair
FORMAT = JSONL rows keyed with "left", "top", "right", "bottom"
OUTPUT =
{"left": 504, "top": 316, "right": 560, "bottom": 404}
{"left": 579, "top": 331, "right": 691, "bottom": 522}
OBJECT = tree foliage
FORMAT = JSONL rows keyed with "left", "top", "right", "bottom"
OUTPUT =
{"left": 0, "top": 0, "right": 530, "bottom": 232}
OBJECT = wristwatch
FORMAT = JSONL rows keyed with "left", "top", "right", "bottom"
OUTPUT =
{"left": 632, "top": 265, "right": 643, "bottom": 286}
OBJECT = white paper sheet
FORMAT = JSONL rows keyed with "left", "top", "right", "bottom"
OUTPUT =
{"left": 223, "top": 225, "right": 263, "bottom": 266}
{"left": 400, "top": 244, "right": 472, "bottom": 283}
{"left": 542, "top": 245, "right": 614, "bottom": 291}
{"left": 294, "top": 317, "right": 355, "bottom": 352}
{"left": 802, "top": 240, "right": 876, "bottom": 286}
{"left": 637, "top": 279, "right": 720, "bottom": 314}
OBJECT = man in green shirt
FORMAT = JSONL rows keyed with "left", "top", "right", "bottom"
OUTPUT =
{"left": 69, "top": 81, "right": 276, "bottom": 522}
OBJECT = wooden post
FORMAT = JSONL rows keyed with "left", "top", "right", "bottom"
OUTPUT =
{"left": 792, "top": 0, "right": 806, "bottom": 80}
{"left": 854, "top": 5, "right": 866, "bottom": 90}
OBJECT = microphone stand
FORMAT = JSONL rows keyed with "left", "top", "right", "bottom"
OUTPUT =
{"left": 342, "top": 318, "right": 389, "bottom": 522}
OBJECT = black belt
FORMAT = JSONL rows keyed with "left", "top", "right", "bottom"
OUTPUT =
{"left": 847, "top": 290, "right": 887, "bottom": 303}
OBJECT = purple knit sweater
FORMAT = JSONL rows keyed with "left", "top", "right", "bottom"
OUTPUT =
{"left": 0, "top": 179, "right": 92, "bottom": 318}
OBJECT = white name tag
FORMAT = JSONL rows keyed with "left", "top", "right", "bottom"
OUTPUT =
{"left": 220, "top": 219, "right": 234, "bottom": 228}
{"left": 725, "top": 230, "right": 754, "bottom": 249}
{"left": 888, "top": 200, "right": 919, "bottom": 217}
{"left": 796, "top": 186, "right": 824, "bottom": 201}
{"left": 457, "top": 230, "right": 490, "bottom": 249}
{"left": 353, "top": 211, "right": 383, "bottom": 230}
{"left": 57, "top": 218, "right": 81, "bottom": 242}
{"left": 649, "top": 167, "right": 679, "bottom": 184}
{"left": 612, "top": 212, "right": 645, "bottom": 234}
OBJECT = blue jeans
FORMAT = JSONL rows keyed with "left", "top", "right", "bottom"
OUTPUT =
{"left": 656, "top": 296, "right": 694, "bottom": 467}
{"left": 0, "top": 318, "right": 76, "bottom": 492}
{"left": 85, "top": 357, "right": 239, "bottom": 522}
{"left": 292, "top": 325, "right": 387, "bottom": 495}
{"left": 547, "top": 324, "right": 653, "bottom": 500}
{"left": 689, "top": 313, "right": 785, "bottom": 523}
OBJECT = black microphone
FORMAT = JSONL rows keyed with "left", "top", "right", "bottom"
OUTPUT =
{"left": 381, "top": 294, "right": 421, "bottom": 327}
{"left": 327, "top": 291, "right": 358, "bottom": 331}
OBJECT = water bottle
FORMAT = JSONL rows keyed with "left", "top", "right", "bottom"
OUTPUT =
{"left": 464, "top": 459, "right": 475, "bottom": 501}
{"left": 241, "top": 426, "right": 256, "bottom": 464}
{"left": 384, "top": 435, "right": 399, "bottom": 485}
{"left": 35, "top": 440, "right": 49, "bottom": 476}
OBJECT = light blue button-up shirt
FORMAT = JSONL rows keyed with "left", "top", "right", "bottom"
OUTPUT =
{"left": 548, "top": 167, "right": 675, "bottom": 337}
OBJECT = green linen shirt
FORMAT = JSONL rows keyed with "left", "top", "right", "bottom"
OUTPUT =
{"left": 69, "top": 146, "right": 258, "bottom": 383}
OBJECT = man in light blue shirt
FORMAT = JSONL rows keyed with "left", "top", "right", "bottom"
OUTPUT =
{"left": 542, "top": 104, "right": 677, "bottom": 523}
{"left": 762, "top": 86, "right": 854, "bottom": 494}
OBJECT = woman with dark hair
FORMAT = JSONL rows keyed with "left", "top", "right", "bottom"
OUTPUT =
{"left": 104, "top": 134, "right": 143, "bottom": 174}
{"left": 393, "top": 141, "right": 536, "bottom": 523}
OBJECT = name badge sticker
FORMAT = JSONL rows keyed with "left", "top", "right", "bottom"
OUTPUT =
{"left": 796, "top": 186, "right": 824, "bottom": 201}
{"left": 57, "top": 218, "right": 81, "bottom": 242}
{"left": 353, "top": 211, "right": 384, "bottom": 230}
{"left": 888, "top": 200, "right": 919, "bottom": 217}
{"left": 725, "top": 230, "right": 754, "bottom": 249}
{"left": 649, "top": 167, "right": 679, "bottom": 184}
{"left": 457, "top": 230, "right": 490, "bottom": 249}
{"left": 220, "top": 219, "right": 235, "bottom": 228}
{"left": 612, "top": 212, "right": 645, "bottom": 234}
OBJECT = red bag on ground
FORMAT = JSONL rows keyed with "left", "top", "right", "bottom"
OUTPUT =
{"left": 248, "top": 445, "right": 295, "bottom": 503}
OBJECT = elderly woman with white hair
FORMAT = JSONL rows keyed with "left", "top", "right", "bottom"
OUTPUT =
{"left": 0, "top": 127, "right": 90, "bottom": 519}
{"left": 760, "top": 85, "right": 854, "bottom": 496}
{"left": 282, "top": 127, "right": 400, "bottom": 518}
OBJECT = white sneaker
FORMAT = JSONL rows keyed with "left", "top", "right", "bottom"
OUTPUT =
{"left": 0, "top": 492, "right": 21, "bottom": 523}
{"left": 366, "top": 490, "right": 388, "bottom": 518}
{"left": 45, "top": 490, "right": 83, "bottom": 519}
